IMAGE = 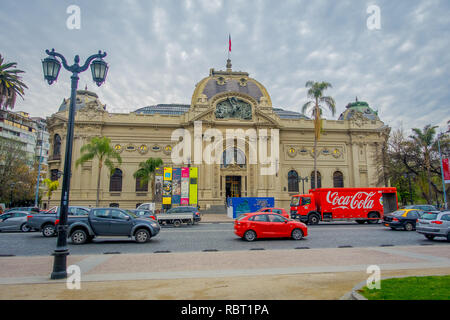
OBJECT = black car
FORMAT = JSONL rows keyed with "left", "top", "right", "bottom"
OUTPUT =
{"left": 166, "top": 206, "right": 201, "bottom": 223}
{"left": 383, "top": 209, "right": 424, "bottom": 231}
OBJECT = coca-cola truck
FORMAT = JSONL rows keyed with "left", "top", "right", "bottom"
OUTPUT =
{"left": 290, "top": 187, "right": 398, "bottom": 225}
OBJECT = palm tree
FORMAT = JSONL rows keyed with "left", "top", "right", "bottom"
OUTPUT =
{"left": 0, "top": 54, "right": 28, "bottom": 110}
{"left": 133, "top": 157, "right": 163, "bottom": 201}
{"left": 43, "top": 178, "right": 59, "bottom": 209}
{"left": 75, "top": 136, "right": 122, "bottom": 207}
{"left": 410, "top": 124, "right": 438, "bottom": 203}
{"left": 301, "top": 81, "right": 336, "bottom": 189}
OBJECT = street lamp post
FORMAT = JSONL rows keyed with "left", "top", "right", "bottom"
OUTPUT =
{"left": 42, "top": 49, "right": 108, "bottom": 280}
{"left": 299, "top": 176, "right": 308, "bottom": 194}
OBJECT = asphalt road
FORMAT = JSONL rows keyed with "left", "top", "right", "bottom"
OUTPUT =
{"left": 0, "top": 222, "right": 448, "bottom": 256}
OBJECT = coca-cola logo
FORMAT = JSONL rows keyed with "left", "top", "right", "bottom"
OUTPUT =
{"left": 326, "top": 191, "right": 376, "bottom": 210}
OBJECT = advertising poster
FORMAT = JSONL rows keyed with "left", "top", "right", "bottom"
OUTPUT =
{"left": 443, "top": 158, "right": 450, "bottom": 184}
{"left": 181, "top": 167, "right": 190, "bottom": 205}
{"left": 172, "top": 168, "right": 181, "bottom": 204}
{"left": 189, "top": 167, "right": 198, "bottom": 205}
{"left": 154, "top": 167, "right": 163, "bottom": 203}
{"left": 163, "top": 167, "right": 173, "bottom": 205}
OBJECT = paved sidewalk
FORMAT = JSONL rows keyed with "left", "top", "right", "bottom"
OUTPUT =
{"left": 200, "top": 213, "right": 232, "bottom": 223}
{"left": 0, "top": 245, "right": 449, "bottom": 299}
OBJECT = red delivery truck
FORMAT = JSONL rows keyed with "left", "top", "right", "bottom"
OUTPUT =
{"left": 290, "top": 187, "right": 398, "bottom": 225}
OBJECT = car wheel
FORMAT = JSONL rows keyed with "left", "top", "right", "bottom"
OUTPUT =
{"left": 404, "top": 222, "right": 414, "bottom": 231}
{"left": 173, "top": 220, "right": 182, "bottom": 227}
{"left": 135, "top": 229, "right": 151, "bottom": 243}
{"left": 291, "top": 228, "right": 304, "bottom": 240}
{"left": 367, "top": 213, "right": 379, "bottom": 224}
{"left": 308, "top": 214, "right": 320, "bottom": 225}
{"left": 20, "top": 223, "right": 31, "bottom": 232}
{"left": 425, "top": 235, "right": 435, "bottom": 240}
{"left": 71, "top": 229, "right": 87, "bottom": 245}
{"left": 244, "top": 230, "right": 257, "bottom": 242}
{"left": 42, "top": 224, "right": 56, "bottom": 237}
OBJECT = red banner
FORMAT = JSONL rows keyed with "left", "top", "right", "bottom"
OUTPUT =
{"left": 443, "top": 158, "right": 450, "bottom": 184}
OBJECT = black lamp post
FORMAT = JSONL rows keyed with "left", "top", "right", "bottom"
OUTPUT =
{"left": 299, "top": 176, "right": 309, "bottom": 194}
{"left": 42, "top": 49, "right": 108, "bottom": 280}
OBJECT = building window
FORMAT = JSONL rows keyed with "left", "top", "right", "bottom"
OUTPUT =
{"left": 109, "top": 203, "right": 119, "bottom": 208}
{"left": 311, "top": 171, "right": 322, "bottom": 189}
{"left": 333, "top": 171, "right": 344, "bottom": 188}
{"left": 221, "top": 147, "right": 246, "bottom": 168}
{"left": 53, "top": 134, "right": 61, "bottom": 157}
{"left": 135, "top": 176, "right": 148, "bottom": 192}
{"left": 50, "top": 169, "right": 59, "bottom": 181}
{"left": 110, "top": 168, "right": 123, "bottom": 192}
{"left": 288, "top": 170, "right": 299, "bottom": 192}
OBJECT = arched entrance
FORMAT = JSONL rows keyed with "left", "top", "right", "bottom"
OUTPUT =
{"left": 221, "top": 147, "right": 246, "bottom": 199}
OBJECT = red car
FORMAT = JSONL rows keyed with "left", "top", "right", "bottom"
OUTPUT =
{"left": 257, "top": 207, "right": 290, "bottom": 219}
{"left": 234, "top": 212, "right": 308, "bottom": 241}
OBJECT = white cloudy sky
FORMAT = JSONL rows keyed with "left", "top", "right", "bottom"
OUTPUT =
{"left": 1, "top": 0, "right": 449, "bottom": 132}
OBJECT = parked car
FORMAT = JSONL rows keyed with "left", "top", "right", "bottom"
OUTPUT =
{"left": 256, "top": 207, "right": 290, "bottom": 219}
{"left": 67, "top": 207, "right": 160, "bottom": 244}
{"left": 4, "top": 207, "right": 40, "bottom": 214}
{"left": 165, "top": 206, "right": 201, "bottom": 223}
{"left": 416, "top": 211, "right": 450, "bottom": 241}
{"left": 383, "top": 208, "right": 424, "bottom": 231}
{"left": 127, "top": 209, "right": 156, "bottom": 220}
{"left": 27, "top": 206, "right": 90, "bottom": 237}
{"left": 234, "top": 212, "right": 308, "bottom": 242}
{"left": 402, "top": 204, "right": 438, "bottom": 213}
{"left": 0, "top": 211, "right": 33, "bottom": 232}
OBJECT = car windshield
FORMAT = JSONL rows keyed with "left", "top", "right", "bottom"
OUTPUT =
{"left": 421, "top": 213, "right": 438, "bottom": 220}
{"left": 392, "top": 210, "right": 408, "bottom": 216}
{"left": 290, "top": 197, "right": 300, "bottom": 206}
{"left": 124, "top": 210, "right": 137, "bottom": 218}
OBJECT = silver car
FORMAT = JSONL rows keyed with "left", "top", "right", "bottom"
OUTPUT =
{"left": 416, "top": 211, "right": 450, "bottom": 241}
{"left": 0, "top": 211, "right": 32, "bottom": 232}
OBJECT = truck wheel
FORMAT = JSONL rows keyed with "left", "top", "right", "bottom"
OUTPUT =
{"left": 20, "top": 223, "right": 31, "bottom": 232}
{"left": 291, "top": 228, "right": 304, "bottom": 240}
{"left": 244, "top": 230, "right": 257, "bottom": 242}
{"left": 404, "top": 222, "right": 414, "bottom": 231}
{"left": 308, "top": 214, "right": 320, "bottom": 225}
{"left": 135, "top": 229, "right": 151, "bottom": 243}
{"left": 71, "top": 229, "right": 87, "bottom": 245}
{"left": 42, "top": 224, "right": 56, "bottom": 237}
{"left": 173, "top": 220, "right": 182, "bottom": 227}
{"left": 367, "top": 213, "right": 379, "bottom": 224}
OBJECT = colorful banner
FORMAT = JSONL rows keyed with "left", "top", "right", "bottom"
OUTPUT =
{"left": 189, "top": 167, "right": 198, "bottom": 205}
{"left": 181, "top": 167, "right": 190, "bottom": 205}
{"left": 154, "top": 167, "right": 163, "bottom": 203}
{"left": 163, "top": 167, "right": 173, "bottom": 205}
{"left": 443, "top": 158, "right": 450, "bottom": 184}
{"left": 172, "top": 168, "right": 181, "bottom": 204}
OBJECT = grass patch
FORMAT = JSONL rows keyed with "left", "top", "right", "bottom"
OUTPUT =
{"left": 359, "top": 275, "right": 450, "bottom": 300}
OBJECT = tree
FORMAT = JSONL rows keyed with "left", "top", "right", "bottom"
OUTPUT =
{"left": 301, "top": 81, "right": 336, "bottom": 189}
{"left": 0, "top": 54, "right": 28, "bottom": 110}
{"left": 75, "top": 136, "right": 122, "bottom": 207}
{"left": 133, "top": 157, "right": 163, "bottom": 201}
{"left": 43, "top": 178, "right": 59, "bottom": 209}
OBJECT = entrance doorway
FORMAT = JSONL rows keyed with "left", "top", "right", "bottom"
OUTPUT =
{"left": 226, "top": 176, "right": 242, "bottom": 198}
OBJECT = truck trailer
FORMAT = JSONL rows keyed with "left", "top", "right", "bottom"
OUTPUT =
{"left": 290, "top": 187, "right": 398, "bottom": 225}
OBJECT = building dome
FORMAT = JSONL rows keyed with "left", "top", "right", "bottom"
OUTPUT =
{"left": 190, "top": 59, "right": 272, "bottom": 107}
{"left": 338, "top": 98, "right": 379, "bottom": 121}
{"left": 58, "top": 89, "right": 101, "bottom": 112}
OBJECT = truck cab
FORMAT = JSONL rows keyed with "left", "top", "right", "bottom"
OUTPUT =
{"left": 290, "top": 194, "right": 318, "bottom": 223}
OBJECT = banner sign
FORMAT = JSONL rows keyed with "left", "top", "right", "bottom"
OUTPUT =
{"left": 163, "top": 167, "right": 173, "bottom": 205}
{"left": 443, "top": 158, "right": 450, "bottom": 184}
{"left": 189, "top": 167, "right": 198, "bottom": 205}
{"left": 172, "top": 168, "right": 181, "bottom": 204}
{"left": 181, "top": 167, "right": 190, "bottom": 205}
{"left": 154, "top": 167, "right": 163, "bottom": 203}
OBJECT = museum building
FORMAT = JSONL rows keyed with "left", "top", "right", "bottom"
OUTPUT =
{"left": 45, "top": 60, "right": 390, "bottom": 210}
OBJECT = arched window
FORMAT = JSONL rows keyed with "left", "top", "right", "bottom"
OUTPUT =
{"left": 135, "top": 176, "right": 148, "bottom": 192}
{"left": 110, "top": 168, "right": 123, "bottom": 192}
{"left": 288, "top": 170, "right": 299, "bottom": 192}
{"left": 333, "top": 171, "right": 344, "bottom": 188}
{"left": 53, "top": 134, "right": 61, "bottom": 157}
{"left": 221, "top": 147, "right": 246, "bottom": 168}
{"left": 311, "top": 171, "right": 322, "bottom": 189}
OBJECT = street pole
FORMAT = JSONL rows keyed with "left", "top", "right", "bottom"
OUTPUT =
{"left": 438, "top": 135, "right": 448, "bottom": 210}
{"left": 42, "top": 49, "right": 108, "bottom": 280}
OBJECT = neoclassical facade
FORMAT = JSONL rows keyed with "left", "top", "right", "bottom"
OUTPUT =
{"left": 46, "top": 61, "right": 390, "bottom": 210}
